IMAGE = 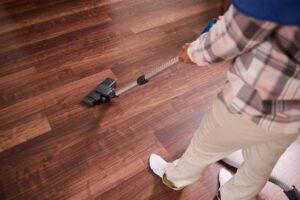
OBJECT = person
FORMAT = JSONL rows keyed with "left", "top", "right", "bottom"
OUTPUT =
{"left": 149, "top": 1, "right": 300, "bottom": 199}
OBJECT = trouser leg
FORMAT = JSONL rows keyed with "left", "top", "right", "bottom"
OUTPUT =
{"left": 163, "top": 98, "right": 244, "bottom": 189}
{"left": 219, "top": 133, "right": 298, "bottom": 200}
{"left": 163, "top": 98, "right": 298, "bottom": 198}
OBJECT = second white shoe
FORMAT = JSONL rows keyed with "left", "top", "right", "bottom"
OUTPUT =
{"left": 219, "top": 168, "right": 233, "bottom": 186}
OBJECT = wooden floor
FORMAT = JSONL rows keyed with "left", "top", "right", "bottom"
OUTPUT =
{"left": 0, "top": 0, "right": 299, "bottom": 199}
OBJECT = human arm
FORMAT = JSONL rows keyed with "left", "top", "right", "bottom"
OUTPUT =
{"left": 187, "top": 5, "right": 278, "bottom": 66}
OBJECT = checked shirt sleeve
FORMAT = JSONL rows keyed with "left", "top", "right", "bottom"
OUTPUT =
{"left": 187, "top": 5, "right": 277, "bottom": 66}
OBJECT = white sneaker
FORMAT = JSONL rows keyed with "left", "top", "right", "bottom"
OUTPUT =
{"left": 222, "top": 150, "right": 244, "bottom": 168}
{"left": 149, "top": 154, "right": 183, "bottom": 191}
{"left": 149, "top": 154, "right": 167, "bottom": 178}
{"left": 219, "top": 168, "right": 233, "bottom": 186}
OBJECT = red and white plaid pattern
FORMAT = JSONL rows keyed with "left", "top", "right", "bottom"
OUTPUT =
{"left": 188, "top": 5, "right": 300, "bottom": 134}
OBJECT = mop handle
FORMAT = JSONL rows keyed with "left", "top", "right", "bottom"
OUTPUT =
{"left": 115, "top": 18, "right": 218, "bottom": 97}
{"left": 115, "top": 56, "right": 179, "bottom": 96}
{"left": 145, "top": 56, "right": 179, "bottom": 80}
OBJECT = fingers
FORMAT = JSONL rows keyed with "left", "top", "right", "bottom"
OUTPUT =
{"left": 179, "top": 54, "right": 184, "bottom": 62}
{"left": 179, "top": 48, "right": 194, "bottom": 64}
{"left": 180, "top": 42, "right": 194, "bottom": 64}
{"left": 182, "top": 43, "right": 190, "bottom": 49}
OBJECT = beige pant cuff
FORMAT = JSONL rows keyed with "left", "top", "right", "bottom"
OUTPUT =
{"left": 162, "top": 164, "right": 183, "bottom": 190}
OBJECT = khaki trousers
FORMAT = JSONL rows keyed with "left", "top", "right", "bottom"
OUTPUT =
{"left": 163, "top": 98, "right": 298, "bottom": 200}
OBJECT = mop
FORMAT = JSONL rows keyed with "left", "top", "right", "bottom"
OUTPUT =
{"left": 82, "top": 18, "right": 218, "bottom": 106}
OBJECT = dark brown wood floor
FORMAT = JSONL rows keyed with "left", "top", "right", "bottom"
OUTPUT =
{"left": 0, "top": 0, "right": 299, "bottom": 199}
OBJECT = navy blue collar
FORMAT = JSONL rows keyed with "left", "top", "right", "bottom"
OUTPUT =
{"left": 233, "top": 0, "right": 300, "bottom": 25}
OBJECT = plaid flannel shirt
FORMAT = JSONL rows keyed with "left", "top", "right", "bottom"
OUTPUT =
{"left": 188, "top": 5, "right": 300, "bottom": 134}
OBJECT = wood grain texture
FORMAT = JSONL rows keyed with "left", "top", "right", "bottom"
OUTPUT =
{"left": 0, "top": 0, "right": 299, "bottom": 200}
{"left": 0, "top": 113, "right": 51, "bottom": 152}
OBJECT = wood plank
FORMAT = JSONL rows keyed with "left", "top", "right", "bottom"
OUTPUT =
{"left": 0, "top": 67, "right": 38, "bottom": 109}
{"left": 0, "top": 13, "right": 112, "bottom": 54}
{"left": 0, "top": 114, "right": 168, "bottom": 199}
{"left": 0, "top": 68, "right": 113, "bottom": 126}
{"left": 130, "top": 2, "right": 221, "bottom": 33}
{"left": 0, "top": 95, "right": 45, "bottom": 127}
{"left": 0, "top": 113, "right": 51, "bottom": 152}
{"left": 0, "top": 21, "right": 114, "bottom": 76}
{"left": 0, "top": 0, "right": 121, "bottom": 34}
{"left": 0, "top": 0, "right": 217, "bottom": 77}
{"left": 0, "top": 111, "right": 98, "bottom": 199}
{"left": 0, "top": 0, "right": 68, "bottom": 19}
